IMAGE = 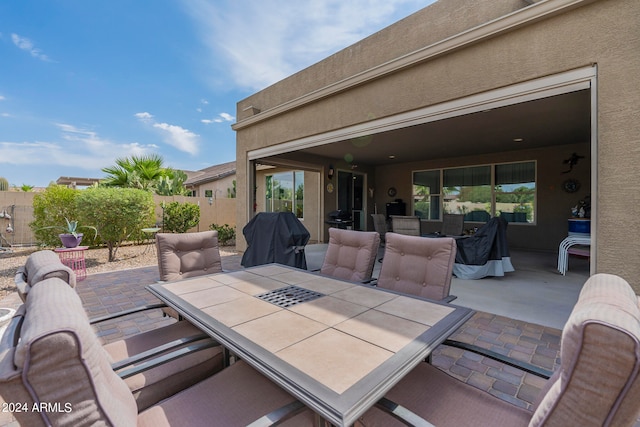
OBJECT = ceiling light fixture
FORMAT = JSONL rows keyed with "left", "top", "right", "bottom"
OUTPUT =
{"left": 513, "top": 138, "right": 524, "bottom": 142}
{"left": 388, "top": 155, "right": 396, "bottom": 159}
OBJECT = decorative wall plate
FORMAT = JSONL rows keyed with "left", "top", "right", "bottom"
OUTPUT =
{"left": 387, "top": 187, "right": 397, "bottom": 197}
{"left": 326, "top": 182, "right": 334, "bottom": 193}
{"left": 562, "top": 179, "right": 580, "bottom": 193}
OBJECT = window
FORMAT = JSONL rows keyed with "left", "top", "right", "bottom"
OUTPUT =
{"left": 266, "top": 171, "right": 304, "bottom": 218}
{"left": 413, "top": 170, "right": 440, "bottom": 220}
{"left": 412, "top": 161, "right": 536, "bottom": 224}
{"left": 495, "top": 162, "right": 535, "bottom": 223}
{"left": 443, "top": 166, "right": 491, "bottom": 221}
{"left": 204, "top": 189, "right": 213, "bottom": 198}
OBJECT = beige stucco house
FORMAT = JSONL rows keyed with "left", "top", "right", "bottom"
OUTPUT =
{"left": 184, "top": 161, "right": 237, "bottom": 199}
{"left": 233, "top": 0, "right": 640, "bottom": 291}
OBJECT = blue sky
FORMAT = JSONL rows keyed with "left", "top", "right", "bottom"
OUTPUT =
{"left": 0, "top": 0, "right": 431, "bottom": 188}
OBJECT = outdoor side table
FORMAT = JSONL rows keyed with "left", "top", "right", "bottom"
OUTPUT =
{"left": 55, "top": 246, "right": 88, "bottom": 281}
{"left": 141, "top": 227, "right": 161, "bottom": 255}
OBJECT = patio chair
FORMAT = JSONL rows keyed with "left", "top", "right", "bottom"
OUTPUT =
{"left": 14, "top": 249, "right": 75, "bottom": 302}
{"left": 390, "top": 215, "right": 421, "bottom": 236}
{"left": 0, "top": 279, "right": 312, "bottom": 427}
{"left": 156, "top": 230, "right": 223, "bottom": 281}
{"left": 371, "top": 213, "right": 388, "bottom": 244}
{"left": 156, "top": 230, "right": 223, "bottom": 319}
{"left": 11, "top": 275, "right": 225, "bottom": 412}
{"left": 319, "top": 228, "right": 380, "bottom": 283}
{"left": 357, "top": 273, "right": 640, "bottom": 427}
{"left": 440, "top": 213, "right": 465, "bottom": 236}
{"left": 375, "top": 232, "right": 456, "bottom": 301}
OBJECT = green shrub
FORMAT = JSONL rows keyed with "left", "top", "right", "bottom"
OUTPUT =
{"left": 30, "top": 186, "right": 86, "bottom": 247}
{"left": 209, "top": 223, "right": 236, "bottom": 246}
{"left": 162, "top": 201, "right": 200, "bottom": 233}
{"left": 78, "top": 187, "right": 155, "bottom": 261}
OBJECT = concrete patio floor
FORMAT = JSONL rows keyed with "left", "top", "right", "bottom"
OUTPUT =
{"left": 4, "top": 244, "right": 635, "bottom": 426}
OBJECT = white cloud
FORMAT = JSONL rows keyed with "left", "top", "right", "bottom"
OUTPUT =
{"left": 0, "top": 124, "right": 157, "bottom": 170}
{"left": 181, "top": 0, "right": 427, "bottom": 91}
{"left": 11, "top": 33, "right": 51, "bottom": 62}
{"left": 134, "top": 111, "right": 154, "bottom": 120}
{"left": 152, "top": 122, "right": 199, "bottom": 155}
{"left": 0, "top": 95, "right": 5, "bottom": 101}
{"left": 135, "top": 112, "right": 199, "bottom": 154}
{"left": 202, "top": 112, "right": 235, "bottom": 125}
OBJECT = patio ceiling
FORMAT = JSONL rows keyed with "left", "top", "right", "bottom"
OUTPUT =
{"left": 290, "top": 89, "right": 590, "bottom": 167}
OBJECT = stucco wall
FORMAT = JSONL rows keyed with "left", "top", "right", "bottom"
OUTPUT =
{"left": 190, "top": 175, "right": 236, "bottom": 199}
{"left": 235, "top": 0, "right": 640, "bottom": 290}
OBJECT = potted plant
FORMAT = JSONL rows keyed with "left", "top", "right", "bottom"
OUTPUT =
{"left": 39, "top": 218, "right": 98, "bottom": 248}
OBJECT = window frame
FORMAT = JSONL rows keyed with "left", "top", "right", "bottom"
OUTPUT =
{"left": 265, "top": 170, "right": 304, "bottom": 219}
{"left": 412, "top": 160, "right": 537, "bottom": 225}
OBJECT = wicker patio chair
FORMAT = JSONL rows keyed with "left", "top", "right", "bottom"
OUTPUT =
{"left": 390, "top": 215, "right": 421, "bottom": 236}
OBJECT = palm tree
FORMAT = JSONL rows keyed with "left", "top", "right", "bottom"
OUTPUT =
{"left": 101, "top": 154, "right": 164, "bottom": 191}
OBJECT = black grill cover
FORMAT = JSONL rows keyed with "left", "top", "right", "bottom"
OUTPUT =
{"left": 455, "top": 216, "right": 509, "bottom": 265}
{"left": 241, "top": 212, "right": 310, "bottom": 269}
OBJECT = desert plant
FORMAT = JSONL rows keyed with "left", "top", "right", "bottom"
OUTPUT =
{"left": 78, "top": 187, "right": 154, "bottom": 261}
{"left": 36, "top": 218, "right": 98, "bottom": 248}
{"left": 209, "top": 223, "right": 236, "bottom": 245}
{"left": 20, "top": 184, "right": 34, "bottom": 192}
{"left": 162, "top": 201, "right": 200, "bottom": 233}
{"left": 38, "top": 217, "right": 98, "bottom": 237}
{"left": 0, "top": 177, "right": 8, "bottom": 191}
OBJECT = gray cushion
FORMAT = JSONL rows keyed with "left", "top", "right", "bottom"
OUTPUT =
{"left": 320, "top": 228, "right": 380, "bottom": 282}
{"left": 377, "top": 232, "right": 456, "bottom": 300}
{"left": 156, "top": 231, "right": 222, "bottom": 282}
{"left": 4, "top": 278, "right": 137, "bottom": 426}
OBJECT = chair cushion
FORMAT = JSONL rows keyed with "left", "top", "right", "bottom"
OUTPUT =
{"left": 377, "top": 233, "right": 456, "bottom": 300}
{"left": 3, "top": 278, "right": 137, "bottom": 427}
{"left": 356, "top": 362, "right": 532, "bottom": 427}
{"left": 320, "top": 228, "right": 380, "bottom": 282}
{"left": 138, "top": 360, "right": 313, "bottom": 426}
{"left": 16, "top": 250, "right": 75, "bottom": 302}
{"left": 103, "top": 320, "right": 224, "bottom": 411}
{"left": 156, "top": 231, "right": 222, "bottom": 282}
{"left": 530, "top": 273, "right": 640, "bottom": 427}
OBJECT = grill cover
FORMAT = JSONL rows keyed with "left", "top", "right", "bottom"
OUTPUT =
{"left": 241, "top": 212, "right": 310, "bottom": 269}
{"left": 453, "top": 216, "right": 514, "bottom": 279}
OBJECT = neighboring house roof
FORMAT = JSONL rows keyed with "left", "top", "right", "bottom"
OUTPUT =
{"left": 56, "top": 176, "right": 101, "bottom": 187}
{"left": 184, "top": 161, "right": 236, "bottom": 187}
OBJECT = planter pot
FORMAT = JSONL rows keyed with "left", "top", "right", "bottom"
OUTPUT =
{"left": 59, "top": 233, "right": 83, "bottom": 248}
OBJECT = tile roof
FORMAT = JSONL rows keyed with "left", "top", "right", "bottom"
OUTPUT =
{"left": 184, "top": 161, "right": 236, "bottom": 186}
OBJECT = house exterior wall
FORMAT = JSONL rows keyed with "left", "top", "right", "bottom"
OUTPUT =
{"left": 235, "top": 0, "right": 640, "bottom": 290}
{"left": 190, "top": 175, "right": 236, "bottom": 199}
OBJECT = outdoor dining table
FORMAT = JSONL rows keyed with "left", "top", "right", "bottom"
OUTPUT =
{"left": 147, "top": 264, "right": 474, "bottom": 426}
